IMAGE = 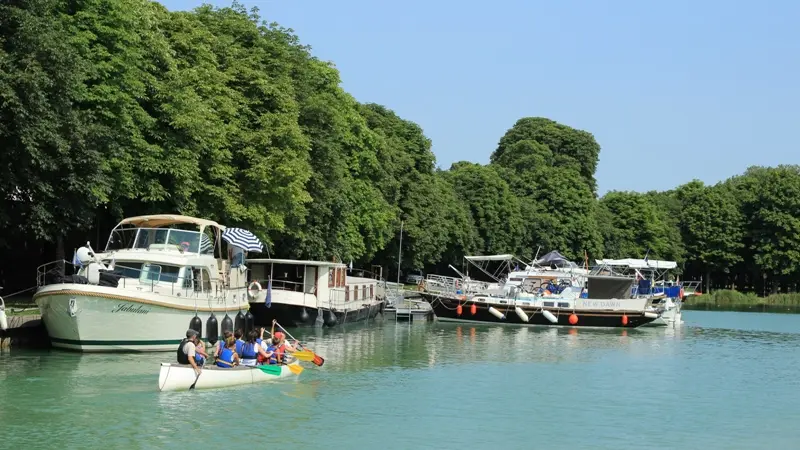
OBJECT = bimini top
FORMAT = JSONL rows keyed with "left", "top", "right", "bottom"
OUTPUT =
{"left": 247, "top": 258, "right": 346, "bottom": 268}
{"left": 595, "top": 258, "right": 677, "bottom": 270}
{"left": 464, "top": 254, "right": 515, "bottom": 261}
{"left": 114, "top": 214, "right": 224, "bottom": 230}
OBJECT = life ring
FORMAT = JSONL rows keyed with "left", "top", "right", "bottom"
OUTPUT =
{"left": 248, "top": 281, "right": 262, "bottom": 300}
{"left": 679, "top": 287, "right": 685, "bottom": 300}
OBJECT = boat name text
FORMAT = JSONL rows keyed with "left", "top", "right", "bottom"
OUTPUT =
{"left": 111, "top": 303, "right": 151, "bottom": 314}
{"left": 582, "top": 300, "right": 623, "bottom": 309}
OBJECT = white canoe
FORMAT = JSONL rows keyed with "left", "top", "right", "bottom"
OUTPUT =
{"left": 158, "top": 359, "right": 300, "bottom": 392}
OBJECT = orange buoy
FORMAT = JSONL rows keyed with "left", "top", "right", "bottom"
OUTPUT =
{"left": 568, "top": 314, "right": 578, "bottom": 325}
{"left": 470, "top": 304, "right": 477, "bottom": 315}
{"left": 621, "top": 314, "right": 629, "bottom": 325}
{"left": 679, "top": 287, "right": 685, "bottom": 299}
{"left": 456, "top": 305, "right": 463, "bottom": 316}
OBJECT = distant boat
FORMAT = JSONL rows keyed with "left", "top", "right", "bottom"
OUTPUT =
{"left": 419, "top": 253, "right": 660, "bottom": 328}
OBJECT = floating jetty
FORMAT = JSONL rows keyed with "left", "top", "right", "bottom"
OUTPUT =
{"left": 384, "top": 288, "right": 433, "bottom": 322}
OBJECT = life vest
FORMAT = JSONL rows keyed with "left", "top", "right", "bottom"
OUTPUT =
{"left": 216, "top": 347, "right": 235, "bottom": 368}
{"left": 235, "top": 339, "right": 245, "bottom": 356}
{"left": 177, "top": 338, "right": 190, "bottom": 365}
{"left": 275, "top": 343, "right": 286, "bottom": 363}
{"left": 241, "top": 341, "right": 259, "bottom": 360}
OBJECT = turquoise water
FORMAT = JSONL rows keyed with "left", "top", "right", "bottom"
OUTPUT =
{"left": 2, "top": 311, "right": 799, "bottom": 449}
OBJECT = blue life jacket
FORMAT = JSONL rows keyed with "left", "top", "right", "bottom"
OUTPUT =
{"left": 235, "top": 339, "right": 245, "bottom": 356}
{"left": 241, "top": 341, "right": 259, "bottom": 359}
{"left": 266, "top": 344, "right": 278, "bottom": 364}
{"left": 216, "top": 348, "right": 235, "bottom": 368}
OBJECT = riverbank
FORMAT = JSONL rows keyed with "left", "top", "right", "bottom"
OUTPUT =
{"left": 685, "top": 290, "right": 800, "bottom": 313}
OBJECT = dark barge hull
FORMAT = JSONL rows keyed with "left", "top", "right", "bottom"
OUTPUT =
{"left": 421, "top": 293, "right": 656, "bottom": 328}
{"left": 248, "top": 301, "right": 385, "bottom": 328}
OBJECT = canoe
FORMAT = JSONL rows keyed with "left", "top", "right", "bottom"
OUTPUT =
{"left": 157, "top": 358, "right": 300, "bottom": 392}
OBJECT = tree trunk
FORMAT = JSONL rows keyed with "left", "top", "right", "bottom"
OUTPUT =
{"left": 705, "top": 270, "right": 711, "bottom": 294}
{"left": 56, "top": 234, "right": 66, "bottom": 275}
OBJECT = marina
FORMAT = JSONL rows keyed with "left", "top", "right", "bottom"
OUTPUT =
{"left": 2, "top": 311, "right": 800, "bottom": 449}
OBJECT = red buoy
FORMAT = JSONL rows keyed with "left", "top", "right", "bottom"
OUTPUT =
{"left": 621, "top": 314, "right": 629, "bottom": 325}
{"left": 470, "top": 304, "right": 477, "bottom": 315}
{"left": 456, "top": 305, "right": 463, "bottom": 316}
{"left": 568, "top": 314, "right": 578, "bottom": 325}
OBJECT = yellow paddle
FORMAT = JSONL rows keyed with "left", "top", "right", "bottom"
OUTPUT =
{"left": 286, "top": 363, "right": 304, "bottom": 375}
{"left": 291, "top": 350, "right": 317, "bottom": 362}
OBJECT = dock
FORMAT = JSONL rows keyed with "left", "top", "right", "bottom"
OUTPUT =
{"left": 1, "top": 311, "right": 51, "bottom": 350}
{"left": 384, "top": 288, "right": 434, "bottom": 322}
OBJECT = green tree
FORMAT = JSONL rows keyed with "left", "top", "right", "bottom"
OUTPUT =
{"left": 675, "top": 180, "right": 743, "bottom": 292}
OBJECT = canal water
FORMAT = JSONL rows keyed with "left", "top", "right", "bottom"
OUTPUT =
{"left": 1, "top": 310, "right": 799, "bottom": 449}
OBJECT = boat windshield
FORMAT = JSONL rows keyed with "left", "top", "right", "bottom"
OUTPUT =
{"left": 106, "top": 227, "right": 214, "bottom": 255}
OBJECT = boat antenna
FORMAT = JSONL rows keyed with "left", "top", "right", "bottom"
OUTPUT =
{"left": 531, "top": 246, "right": 541, "bottom": 265}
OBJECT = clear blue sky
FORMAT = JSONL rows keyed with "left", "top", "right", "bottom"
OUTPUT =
{"left": 161, "top": 0, "right": 800, "bottom": 194}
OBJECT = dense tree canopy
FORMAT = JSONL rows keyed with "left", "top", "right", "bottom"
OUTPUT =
{"left": 1, "top": 0, "right": 799, "bottom": 295}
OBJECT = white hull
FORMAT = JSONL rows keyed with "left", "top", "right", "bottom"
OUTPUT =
{"left": 157, "top": 362, "right": 299, "bottom": 392}
{"left": 35, "top": 284, "right": 248, "bottom": 352}
{"left": 642, "top": 308, "right": 682, "bottom": 327}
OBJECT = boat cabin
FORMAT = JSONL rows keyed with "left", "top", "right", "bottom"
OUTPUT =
{"left": 244, "top": 259, "right": 381, "bottom": 308}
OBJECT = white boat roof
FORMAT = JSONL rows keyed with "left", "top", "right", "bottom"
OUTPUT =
{"left": 115, "top": 214, "right": 224, "bottom": 229}
{"left": 247, "top": 258, "right": 346, "bottom": 268}
{"left": 595, "top": 258, "right": 677, "bottom": 269}
{"left": 464, "top": 254, "right": 515, "bottom": 261}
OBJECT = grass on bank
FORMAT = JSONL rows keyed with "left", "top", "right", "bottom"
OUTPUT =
{"left": 687, "top": 290, "right": 800, "bottom": 308}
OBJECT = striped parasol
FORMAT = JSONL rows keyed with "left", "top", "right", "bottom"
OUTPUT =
{"left": 221, "top": 228, "right": 264, "bottom": 252}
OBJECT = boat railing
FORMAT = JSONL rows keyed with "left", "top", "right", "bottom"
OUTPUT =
{"left": 38, "top": 260, "right": 225, "bottom": 302}
{"left": 249, "top": 278, "right": 308, "bottom": 294}
{"left": 36, "top": 260, "right": 80, "bottom": 287}
{"left": 325, "top": 287, "right": 376, "bottom": 311}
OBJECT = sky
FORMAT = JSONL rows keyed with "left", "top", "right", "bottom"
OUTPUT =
{"left": 161, "top": 0, "right": 800, "bottom": 194}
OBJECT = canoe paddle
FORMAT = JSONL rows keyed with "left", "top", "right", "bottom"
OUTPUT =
{"left": 276, "top": 322, "right": 325, "bottom": 367}
{"left": 257, "top": 363, "right": 303, "bottom": 375}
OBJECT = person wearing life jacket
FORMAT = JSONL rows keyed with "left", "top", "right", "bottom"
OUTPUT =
{"left": 269, "top": 320, "right": 299, "bottom": 365}
{"left": 256, "top": 327, "right": 275, "bottom": 365}
{"left": 194, "top": 336, "right": 209, "bottom": 366}
{"left": 215, "top": 336, "right": 240, "bottom": 368}
{"left": 214, "top": 330, "right": 233, "bottom": 362}
{"left": 240, "top": 329, "right": 271, "bottom": 366}
{"left": 234, "top": 329, "right": 245, "bottom": 356}
{"left": 177, "top": 329, "right": 202, "bottom": 376}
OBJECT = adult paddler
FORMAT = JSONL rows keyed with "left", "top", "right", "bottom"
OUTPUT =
{"left": 270, "top": 319, "right": 298, "bottom": 364}
{"left": 177, "top": 329, "right": 202, "bottom": 376}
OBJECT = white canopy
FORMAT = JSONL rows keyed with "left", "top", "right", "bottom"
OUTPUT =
{"left": 464, "top": 254, "right": 515, "bottom": 261}
{"left": 595, "top": 258, "right": 677, "bottom": 270}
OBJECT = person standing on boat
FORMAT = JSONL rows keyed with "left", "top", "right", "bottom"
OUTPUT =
{"left": 177, "top": 329, "right": 202, "bottom": 376}
{"left": 216, "top": 336, "right": 240, "bottom": 368}
{"left": 240, "top": 330, "right": 271, "bottom": 366}
{"left": 229, "top": 244, "right": 246, "bottom": 268}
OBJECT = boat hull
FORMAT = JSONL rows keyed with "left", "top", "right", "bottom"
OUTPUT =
{"left": 34, "top": 284, "right": 247, "bottom": 352}
{"left": 421, "top": 293, "right": 657, "bottom": 328}
{"left": 248, "top": 300, "right": 385, "bottom": 328}
{"left": 157, "top": 362, "right": 299, "bottom": 392}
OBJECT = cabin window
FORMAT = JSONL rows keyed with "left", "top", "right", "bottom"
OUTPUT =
{"left": 354, "top": 286, "right": 359, "bottom": 301}
{"left": 337, "top": 268, "right": 345, "bottom": 287}
{"left": 543, "top": 301, "right": 555, "bottom": 307}
{"left": 557, "top": 302, "right": 570, "bottom": 308}
{"left": 370, "top": 285, "right": 374, "bottom": 299}
{"left": 362, "top": 285, "right": 367, "bottom": 299}
{"left": 139, "top": 263, "right": 180, "bottom": 284}
{"left": 328, "top": 269, "right": 334, "bottom": 288}
{"left": 345, "top": 286, "right": 350, "bottom": 301}
{"left": 107, "top": 261, "right": 143, "bottom": 279}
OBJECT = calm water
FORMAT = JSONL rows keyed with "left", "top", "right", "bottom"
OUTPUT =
{"left": 2, "top": 311, "right": 799, "bottom": 449}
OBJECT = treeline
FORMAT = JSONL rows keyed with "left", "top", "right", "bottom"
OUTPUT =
{"left": 1, "top": 0, "right": 799, "bottom": 296}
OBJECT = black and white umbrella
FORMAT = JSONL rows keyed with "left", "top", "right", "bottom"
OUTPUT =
{"left": 221, "top": 228, "right": 264, "bottom": 252}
